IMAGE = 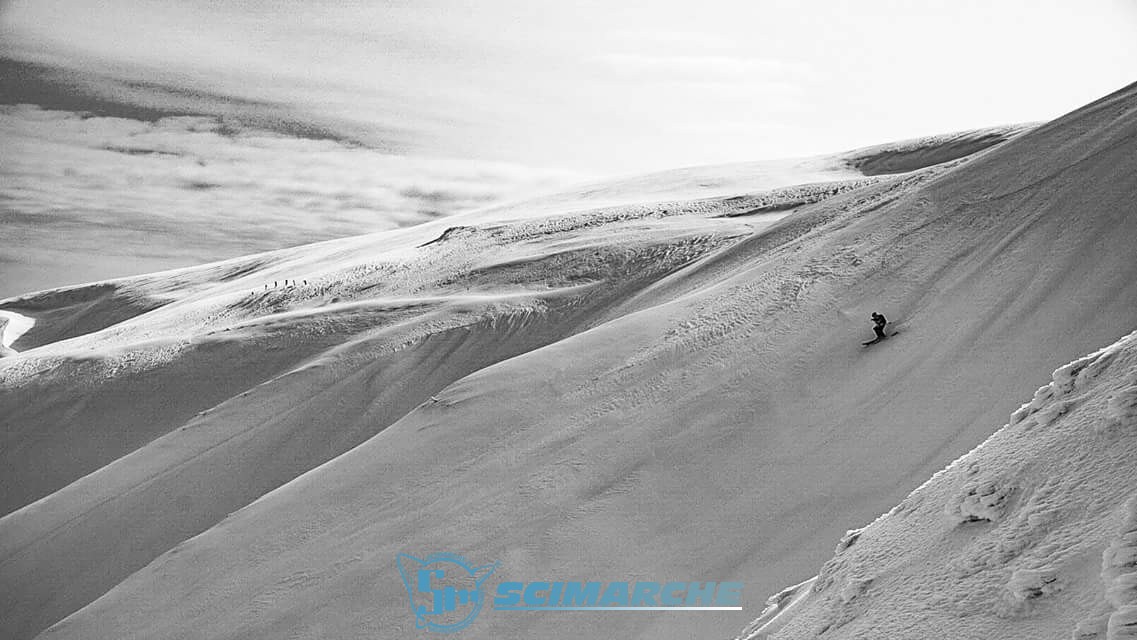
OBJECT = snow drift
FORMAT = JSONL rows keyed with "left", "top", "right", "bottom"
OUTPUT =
{"left": 0, "top": 83, "right": 1134, "bottom": 640}
{"left": 737, "top": 330, "right": 1137, "bottom": 639}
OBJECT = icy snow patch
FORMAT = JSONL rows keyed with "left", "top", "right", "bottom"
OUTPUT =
{"left": 0, "top": 310, "right": 34, "bottom": 353}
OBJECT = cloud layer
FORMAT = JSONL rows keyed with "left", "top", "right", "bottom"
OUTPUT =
{"left": 2, "top": 0, "right": 1135, "bottom": 297}
{"left": 0, "top": 105, "right": 578, "bottom": 298}
{"left": 4, "top": 0, "right": 1134, "bottom": 173}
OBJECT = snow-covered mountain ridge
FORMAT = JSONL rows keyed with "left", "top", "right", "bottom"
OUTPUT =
{"left": 1, "top": 81, "right": 1134, "bottom": 640}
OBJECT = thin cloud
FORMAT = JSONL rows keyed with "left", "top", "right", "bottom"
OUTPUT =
{"left": 607, "top": 29, "right": 734, "bottom": 52}
{"left": 0, "top": 105, "right": 581, "bottom": 296}
{"left": 595, "top": 53, "right": 807, "bottom": 81}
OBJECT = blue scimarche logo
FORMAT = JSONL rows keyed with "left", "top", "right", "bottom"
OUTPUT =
{"left": 396, "top": 552, "right": 498, "bottom": 633}
{"left": 398, "top": 551, "right": 743, "bottom": 633}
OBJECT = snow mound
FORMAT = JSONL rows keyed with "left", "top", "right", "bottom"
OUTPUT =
{"left": 945, "top": 478, "right": 1016, "bottom": 524}
{"left": 738, "top": 330, "right": 1137, "bottom": 640}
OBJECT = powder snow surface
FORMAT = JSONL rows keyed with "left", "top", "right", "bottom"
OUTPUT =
{"left": 0, "top": 85, "right": 1134, "bottom": 640}
{"left": 739, "top": 331, "right": 1137, "bottom": 639}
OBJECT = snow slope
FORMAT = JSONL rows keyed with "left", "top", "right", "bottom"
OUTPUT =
{"left": 0, "top": 85, "right": 1133, "bottom": 640}
{"left": 0, "top": 310, "right": 34, "bottom": 356}
{"left": 737, "top": 330, "right": 1137, "bottom": 639}
{"left": 476, "top": 124, "right": 1031, "bottom": 215}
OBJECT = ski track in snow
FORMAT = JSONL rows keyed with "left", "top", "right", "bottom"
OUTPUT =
{"left": 741, "top": 330, "right": 1137, "bottom": 640}
{"left": 4, "top": 102, "right": 1135, "bottom": 640}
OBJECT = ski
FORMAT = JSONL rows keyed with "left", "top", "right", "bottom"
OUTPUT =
{"left": 863, "top": 330, "right": 900, "bottom": 347}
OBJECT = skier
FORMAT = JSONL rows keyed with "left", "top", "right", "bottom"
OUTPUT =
{"left": 870, "top": 312, "right": 888, "bottom": 341}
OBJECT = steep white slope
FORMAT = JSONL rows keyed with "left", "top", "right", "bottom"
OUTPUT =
{"left": 738, "top": 330, "right": 1137, "bottom": 640}
{"left": 17, "top": 82, "right": 1136, "bottom": 640}
{"left": 0, "top": 204, "right": 763, "bottom": 513}
{"left": 0, "top": 202, "right": 765, "bottom": 639}
{"left": 0, "top": 125, "right": 1027, "bottom": 520}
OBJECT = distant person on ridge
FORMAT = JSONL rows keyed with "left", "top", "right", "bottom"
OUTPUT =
{"left": 871, "top": 312, "right": 888, "bottom": 340}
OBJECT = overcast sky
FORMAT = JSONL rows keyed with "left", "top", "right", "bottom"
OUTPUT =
{"left": 3, "top": 0, "right": 1136, "bottom": 174}
{"left": 1, "top": 1, "right": 1135, "bottom": 297}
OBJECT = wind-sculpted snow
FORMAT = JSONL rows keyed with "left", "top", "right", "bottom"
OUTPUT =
{"left": 738, "top": 330, "right": 1137, "bottom": 639}
{"left": 0, "top": 189, "right": 761, "bottom": 640}
{"left": 842, "top": 124, "right": 1035, "bottom": 176}
{"left": 1093, "top": 498, "right": 1137, "bottom": 639}
{"left": 2, "top": 85, "right": 1135, "bottom": 640}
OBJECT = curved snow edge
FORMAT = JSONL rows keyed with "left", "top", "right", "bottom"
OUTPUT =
{"left": 0, "top": 309, "right": 35, "bottom": 352}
